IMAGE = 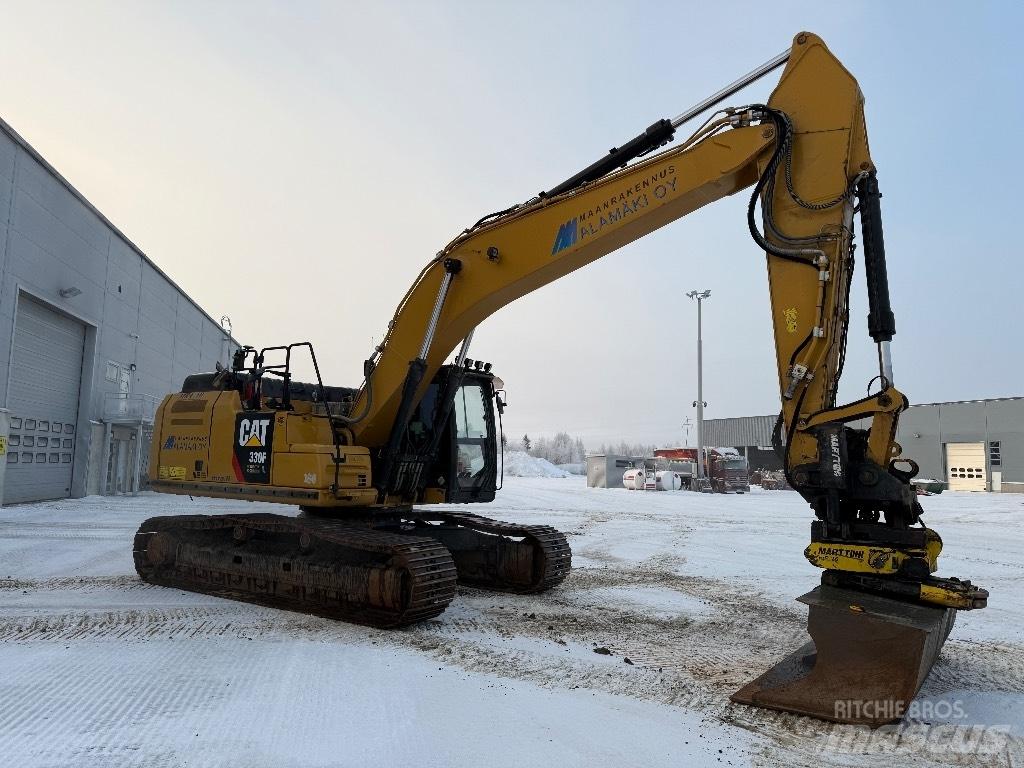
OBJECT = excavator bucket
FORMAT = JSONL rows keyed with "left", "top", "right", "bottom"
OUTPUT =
{"left": 731, "top": 584, "right": 956, "bottom": 727}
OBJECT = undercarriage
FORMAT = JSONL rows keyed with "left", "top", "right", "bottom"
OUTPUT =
{"left": 134, "top": 509, "right": 571, "bottom": 628}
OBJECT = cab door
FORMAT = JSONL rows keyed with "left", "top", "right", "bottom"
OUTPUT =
{"left": 448, "top": 379, "right": 497, "bottom": 503}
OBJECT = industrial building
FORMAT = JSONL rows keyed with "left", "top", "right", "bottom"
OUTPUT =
{"left": 704, "top": 397, "right": 1023, "bottom": 492}
{"left": 0, "top": 117, "right": 234, "bottom": 504}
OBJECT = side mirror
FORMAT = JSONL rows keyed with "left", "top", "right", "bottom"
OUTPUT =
{"left": 495, "top": 391, "right": 507, "bottom": 415}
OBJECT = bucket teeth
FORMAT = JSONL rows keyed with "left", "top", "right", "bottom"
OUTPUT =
{"left": 731, "top": 584, "right": 955, "bottom": 726}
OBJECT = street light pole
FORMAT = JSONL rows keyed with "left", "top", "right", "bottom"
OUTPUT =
{"left": 686, "top": 289, "right": 711, "bottom": 486}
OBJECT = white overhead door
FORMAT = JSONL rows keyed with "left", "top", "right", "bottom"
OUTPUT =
{"left": 4, "top": 295, "right": 85, "bottom": 503}
{"left": 945, "top": 442, "right": 987, "bottom": 492}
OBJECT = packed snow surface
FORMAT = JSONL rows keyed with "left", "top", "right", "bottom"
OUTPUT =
{"left": 501, "top": 449, "right": 570, "bottom": 477}
{"left": 1, "top": 480, "right": 1022, "bottom": 767}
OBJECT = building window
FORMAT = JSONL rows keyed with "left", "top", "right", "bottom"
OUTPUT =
{"left": 990, "top": 441, "right": 1001, "bottom": 468}
{"left": 25, "top": 419, "right": 36, "bottom": 430}
{"left": 10, "top": 417, "right": 21, "bottom": 429}
{"left": 21, "top": 452, "right": 32, "bottom": 463}
{"left": 7, "top": 453, "right": 17, "bottom": 464}
{"left": 105, "top": 362, "right": 119, "bottom": 382}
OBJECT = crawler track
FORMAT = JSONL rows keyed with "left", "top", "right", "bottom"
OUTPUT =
{"left": 133, "top": 513, "right": 457, "bottom": 628}
{"left": 407, "top": 510, "right": 572, "bottom": 593}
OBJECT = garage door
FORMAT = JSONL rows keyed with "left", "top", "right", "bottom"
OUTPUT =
{"left": 945, "top": 442, "right": 987, "bottom": 492}
{"left": 4, "top": 295, "right": 85, "bottom": 503}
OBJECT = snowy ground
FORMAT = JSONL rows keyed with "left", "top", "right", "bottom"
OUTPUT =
{"left": 1, "top": 479, "right": 1022, "bottom": 767}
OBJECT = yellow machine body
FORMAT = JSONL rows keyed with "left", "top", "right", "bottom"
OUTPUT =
{"left": 150, "top": 391, "right": 376, "bottom": 507}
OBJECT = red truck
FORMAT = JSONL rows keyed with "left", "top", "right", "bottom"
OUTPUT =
{"left": 653, "top": 448, "right": 751, "bottom": 494}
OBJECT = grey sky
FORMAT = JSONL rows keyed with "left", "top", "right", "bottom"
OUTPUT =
{"left": 3, "top": 1, "right": 1020, "bottom": 446}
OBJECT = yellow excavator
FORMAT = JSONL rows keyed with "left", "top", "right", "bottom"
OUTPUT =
{"left": 136, "top": 32, "right": 987, "bottom": 726}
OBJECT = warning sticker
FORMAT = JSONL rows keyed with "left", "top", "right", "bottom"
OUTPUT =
{"left": 158, "top": 465, "right": 187, "bottom": 480}
{"left": 784, "top": 307, "right": 798, "bottom": 334}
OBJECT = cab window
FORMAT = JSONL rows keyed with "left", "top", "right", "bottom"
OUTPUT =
{"left": 455, "top": 384, "right": 488, "bottom": 439}
{"left": 454, "top": 383, "right": 490, "bottom": 490}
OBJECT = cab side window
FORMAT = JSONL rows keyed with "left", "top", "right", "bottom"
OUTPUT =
{"left": 454, "top": 384, "right": 490, "bottom": 489}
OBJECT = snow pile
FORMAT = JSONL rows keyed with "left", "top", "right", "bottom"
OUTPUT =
{"left": 556, "top": 462, "right": 585, "bottom": 475}
{"left": 502, "top": 450, "right": 569, "bottom": 478}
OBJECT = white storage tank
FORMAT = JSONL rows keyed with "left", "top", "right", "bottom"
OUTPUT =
{"left": 622, "top": 468, "right": 646, "bottom": 490}
{"left": 656, "top": 470, "right": 682, "bottom": 491}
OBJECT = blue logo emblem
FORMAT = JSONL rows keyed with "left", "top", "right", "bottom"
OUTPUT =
{"left": 551, "top": 218, "right": 578, "bottom": 255}
{"left": 163, "top": 436, "right": 175, "bottom": 450}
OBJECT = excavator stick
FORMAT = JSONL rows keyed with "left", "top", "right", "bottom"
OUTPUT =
{"left": 731, "top": 584, "right": 955, "bottom": 726}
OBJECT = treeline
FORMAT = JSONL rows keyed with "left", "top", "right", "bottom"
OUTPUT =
{"left": 593, "top": 441, "right": 662, "bottom": 458}
{"left": 516, "top": 432, "right": 664, "bottom": 464}
{"left": 518, "top": 432, "right": 587, "bottom": 465}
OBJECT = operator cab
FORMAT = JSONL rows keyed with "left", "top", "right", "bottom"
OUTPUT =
{"left": 402, "top": 365, "right": 501, "bottom": 504}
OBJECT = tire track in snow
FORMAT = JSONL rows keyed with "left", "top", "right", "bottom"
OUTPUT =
{"left": 0, "top": 639, "right": 236, "bottom": 767}
{"left": 1, "top": 575, "right": 150, "bottom": 591}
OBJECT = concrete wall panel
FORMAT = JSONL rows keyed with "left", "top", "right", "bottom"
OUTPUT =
{"left": 0, "top": 131, "right": 15, "bottom": 184}
{"left": 140, "top": 262, "right": 179, "bottom": 311}
{"left": 16, "top": 158, "right": 108, "bottom": 256}
{"left": 106, "top": 237, "right": 142, "bottom": 305}
{"left": 984, "top": 400, "right": 1024, "bottom": 483}
{"left": 937, "top": 402, "right": 986, "bottom": 444}
{"left": 896, "top": 406, "right": 943, "bottom": 481}
{"left": 13, "top": 181, "right": 108, "bottom": 285}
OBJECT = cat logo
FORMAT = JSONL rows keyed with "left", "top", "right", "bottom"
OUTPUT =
{"left": 233, "top": 413, "right": 276, "bottom": 484}
{"left": 238, "top": 417, "right": 271, "bottom": 448}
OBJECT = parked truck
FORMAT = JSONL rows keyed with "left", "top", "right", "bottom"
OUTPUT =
{"left": 653, "top": 448, "right": 751, "bottom": 494}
